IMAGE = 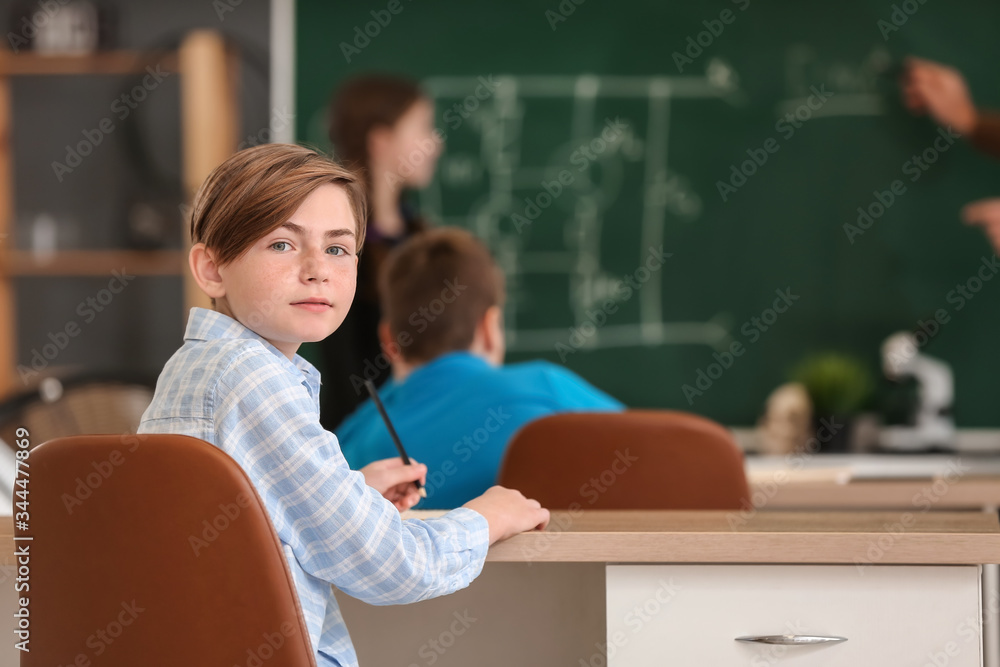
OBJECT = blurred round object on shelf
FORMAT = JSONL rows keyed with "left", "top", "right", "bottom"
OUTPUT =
{"left": 39, "top": 377, "right": 64, "bottom": 404}
{"left": 9, "top": 1, "right": 118, "bottom": 54}
{"left": 124, "top": 194, "right": 181, "bottom": 250}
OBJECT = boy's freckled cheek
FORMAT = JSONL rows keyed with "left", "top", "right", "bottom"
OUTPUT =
{"left": 335, "top": 270, "right": 357, "bottom": 295}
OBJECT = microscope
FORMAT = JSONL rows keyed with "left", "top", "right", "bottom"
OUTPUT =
{"left": 879, "top": 331, "right": 955, "bottom": 451}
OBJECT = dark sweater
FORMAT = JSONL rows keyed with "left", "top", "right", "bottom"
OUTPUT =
{"left": 316, "top": 209, "right": 425, "bottom": 430}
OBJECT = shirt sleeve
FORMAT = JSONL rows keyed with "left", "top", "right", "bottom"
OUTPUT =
{"left": 214, "top": 346, "right": 490, "bottom": 605}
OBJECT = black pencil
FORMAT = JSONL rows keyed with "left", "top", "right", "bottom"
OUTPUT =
{"left": 363, "top": 379, "right": 426, "bottom": 498}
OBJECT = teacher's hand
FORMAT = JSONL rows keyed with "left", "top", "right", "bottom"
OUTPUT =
{"left": 902, "top": 57, "right": 978, "bottom": 136}
{"left": 962, "top": 198, "right": 1000, "bottom": 254}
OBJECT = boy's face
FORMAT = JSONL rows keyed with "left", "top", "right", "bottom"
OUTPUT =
{"left": 214, "top": 183, "right": 359, "bottom": 360}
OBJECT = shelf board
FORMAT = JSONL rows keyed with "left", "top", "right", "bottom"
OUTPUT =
{"left": 0, "top": 50, "right": 177, "bottom": 76}
{"left": 1, "top": 250, "right": 185, "bottom": 276}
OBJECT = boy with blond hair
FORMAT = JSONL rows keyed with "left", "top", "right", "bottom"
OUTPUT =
{"left": 138, "top": 144, "right": 548, "bottom": 667}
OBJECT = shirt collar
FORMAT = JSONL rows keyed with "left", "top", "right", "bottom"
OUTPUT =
{"left": 405, "top": 350, "right": 490, "bottom": 383}
{"left": 184, "top": 307, "right": 321, "bottom": 390}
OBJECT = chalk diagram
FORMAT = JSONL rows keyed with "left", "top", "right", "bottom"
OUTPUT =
{"left": 420, "top": 67, "right": 741, "bottom": 353}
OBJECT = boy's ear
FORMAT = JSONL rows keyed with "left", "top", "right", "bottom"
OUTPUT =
{"left": 479, "top": 305, "right": 506, "bottom": 365}
{"left": 378, "top": 320, "right": 403, "bottom": 363}
{"left": 189, "top": 243, "right": 227, "bottom": 300}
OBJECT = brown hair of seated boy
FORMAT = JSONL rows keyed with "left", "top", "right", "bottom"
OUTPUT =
{"left": 378, "top": 227, "right": 507, "bottom": 373}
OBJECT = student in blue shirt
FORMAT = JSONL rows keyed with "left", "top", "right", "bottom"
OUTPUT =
{"left": 337, "top": 227, "right": 624, "bottom": 509}
{"left": 138, "top": 144, "right": 549, "bottom": 667}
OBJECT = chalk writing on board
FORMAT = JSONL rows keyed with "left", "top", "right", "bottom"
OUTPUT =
{"left": 423, "top": 70, "right": 740, "bottom": 352}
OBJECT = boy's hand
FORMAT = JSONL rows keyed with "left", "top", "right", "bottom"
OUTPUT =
{"left": 901, "top": 57, "right": 978, "bottom": 135}
{"left": 962, "top": 198, "right": 1000, "bottom": 254}
{"left": 360, "top": 458, "right": 427, "bottom": 512}
{"left": 462, "top": 486, "right": 550, "bottom": 545}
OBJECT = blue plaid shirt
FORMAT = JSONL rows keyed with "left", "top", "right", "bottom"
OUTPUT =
{"left": 138, "top": 308, "right": 490, "bottom": 666}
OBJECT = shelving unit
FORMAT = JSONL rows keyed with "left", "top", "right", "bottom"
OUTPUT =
{"left": 0, "top": 30, "right": 239, "bottom": 397}
{"left": 0, "top": 50, "right": 180, "bottom": 76}
{"left": 1, "top": 250, "right": 185, "bottom": 276}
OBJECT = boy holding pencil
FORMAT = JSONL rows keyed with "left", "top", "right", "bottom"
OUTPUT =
{"left": 138, "top": 144, "right": 549, "bottom": 667}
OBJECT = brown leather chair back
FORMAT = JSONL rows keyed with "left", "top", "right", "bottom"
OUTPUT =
{"left": 497, "top": 410, "right": 750, "bottom": 510}
{"left": 20, "top": 433, "right": 316, "bottom": 666}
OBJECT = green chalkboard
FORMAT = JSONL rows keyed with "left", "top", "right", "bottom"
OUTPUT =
{"left": 297, "top": 0, "right": 1000, "bottom": 427}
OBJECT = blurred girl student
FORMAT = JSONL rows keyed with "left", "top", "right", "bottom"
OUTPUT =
{"left": 317, "top": 74, "right": 442, "bottom": 429}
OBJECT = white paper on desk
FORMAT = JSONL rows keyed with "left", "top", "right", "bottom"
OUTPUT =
{"left": 746, "top": 467, "right": 853, "bottom": 485}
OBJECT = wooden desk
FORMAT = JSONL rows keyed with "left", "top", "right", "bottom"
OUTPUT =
{"left": 746, "top": 454, "right": 1000, "bottom": 510}
{"left": 743, "top": 456, "right": 1000, "bottom": 667}
{"left": 4, "top": 511, "right": 995, "bottom": 666}
{"left": 488, "top": 510, "right": 1000, "bottom": 563}
{"left": 748, "top": 477, "right": 1000, "bottom": 510}
{"left": 333, "top": 511, "right": 1000, "bottom": 667}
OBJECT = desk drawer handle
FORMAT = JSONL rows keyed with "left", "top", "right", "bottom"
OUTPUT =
{"left": 736, "top": 635, "right": 847, "bottom": 645}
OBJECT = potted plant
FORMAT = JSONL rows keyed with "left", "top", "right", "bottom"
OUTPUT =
{"left": 790, "top": 353, "right": 874, "bottom": 453}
